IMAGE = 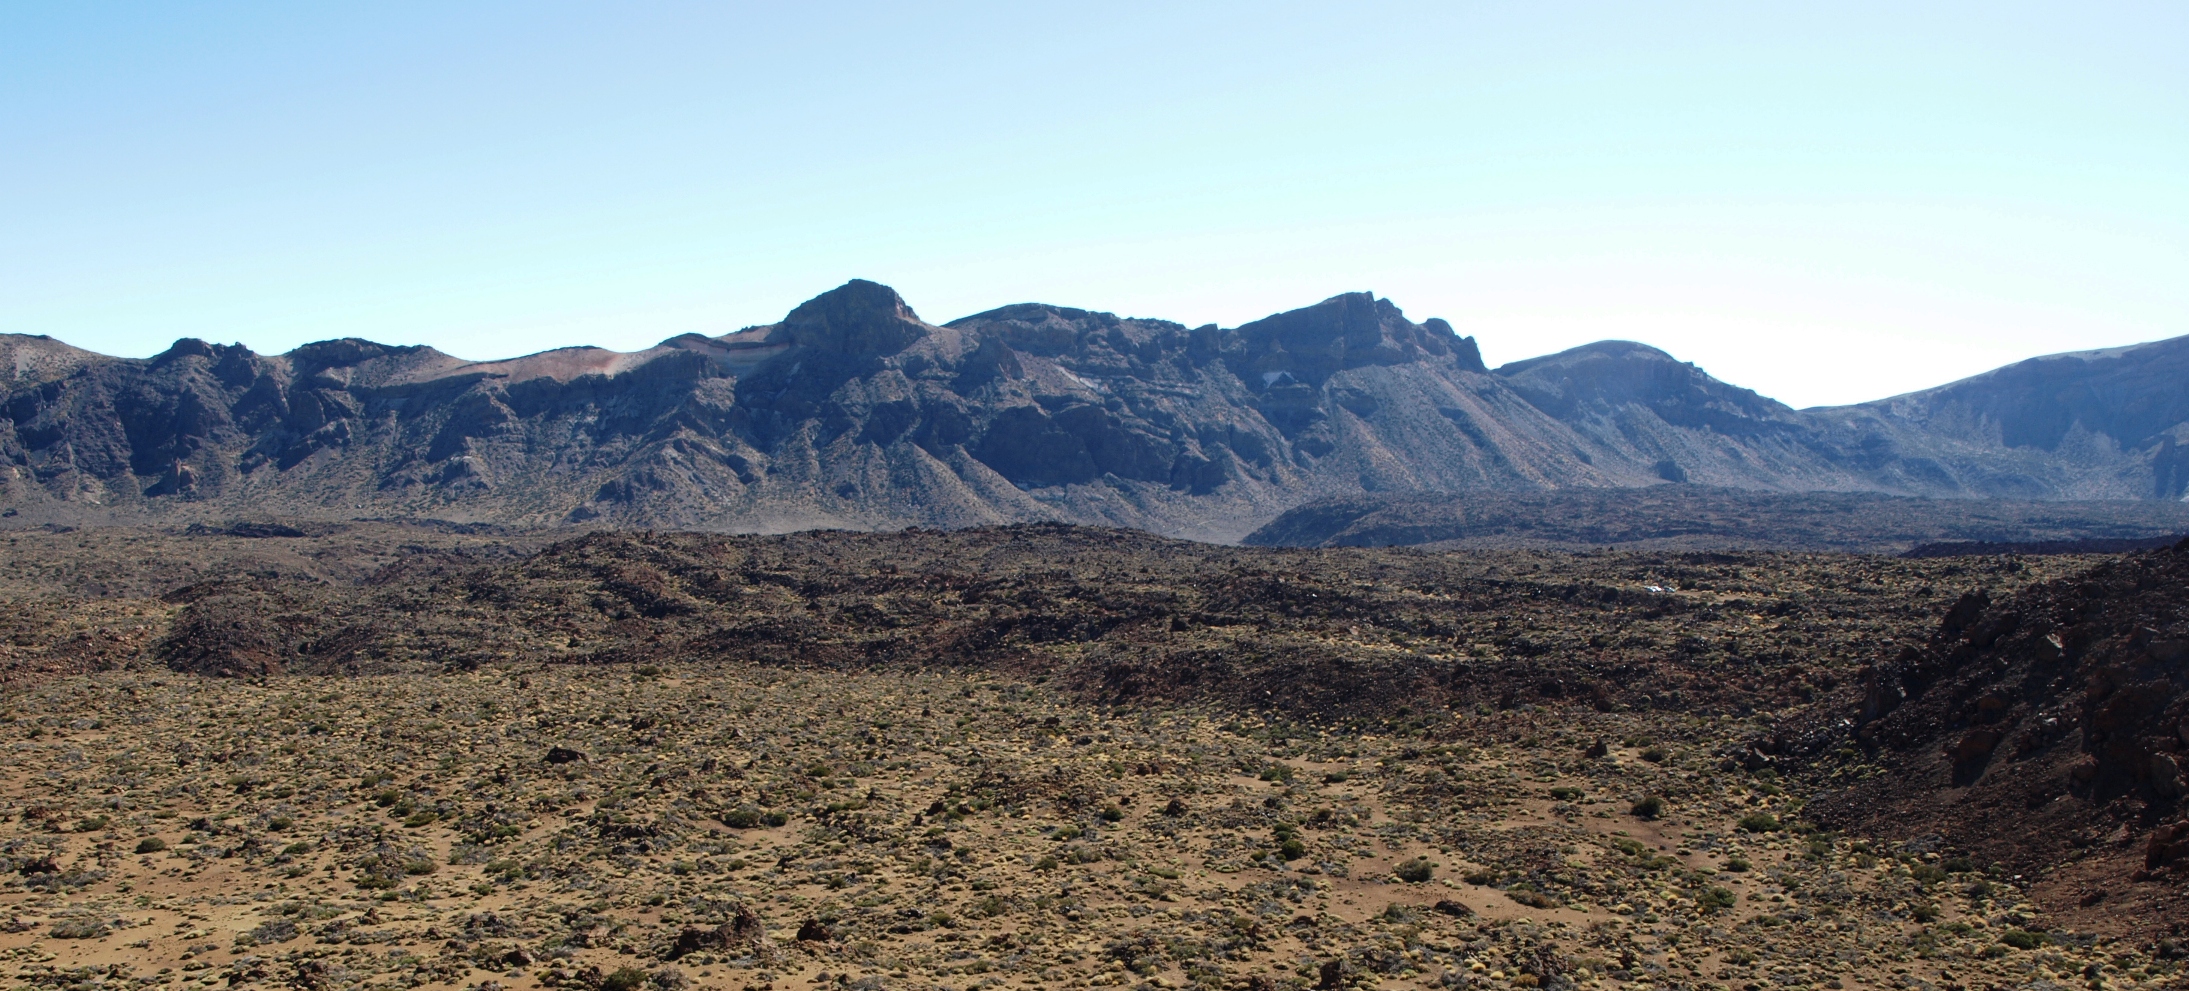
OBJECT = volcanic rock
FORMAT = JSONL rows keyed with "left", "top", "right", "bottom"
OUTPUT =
{"left": 9, "top": 282, "right": 2189, "bottom": 539}
{"left": 1798, "top": 535, "right": 2189, "bottom": 931}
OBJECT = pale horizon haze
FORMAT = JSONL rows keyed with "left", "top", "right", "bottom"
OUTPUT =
{"left": 4, "top": 2, "right": 2184, "bottom": 409}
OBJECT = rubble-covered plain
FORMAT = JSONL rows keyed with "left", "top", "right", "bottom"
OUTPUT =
{"left": 0, "top": 522, "right": 2179, "bottom": 991}
{"left": 12, "top": 668, "right": 2178, "bottom": 991}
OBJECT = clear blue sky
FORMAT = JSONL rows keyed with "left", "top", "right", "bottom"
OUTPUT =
{"left": 4, "top": 2, "right": 2184, "bottom": 408}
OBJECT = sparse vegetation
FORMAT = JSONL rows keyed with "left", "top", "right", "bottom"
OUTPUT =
{"left": 0, "top": 522, "right": 2168, "bottom": 991}
{"left": 1737, "top": 812, "right": 1780, "bottom": 832}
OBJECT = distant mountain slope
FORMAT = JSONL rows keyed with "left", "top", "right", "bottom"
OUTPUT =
{"left": 1486, "top": 334, "right": 2189, "bottom": 501}
{"left": 1489, "top": 340, "right": 1862, "bottom": 490}
{"left": 1824, "top": 335, "right": 2189, "bottom": 500}
{"left": 2, "top": 280, "right": 2184, "bottom": 539}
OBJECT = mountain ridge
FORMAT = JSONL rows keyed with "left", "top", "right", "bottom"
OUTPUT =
{"left": 4, "top": 279, "right": 2184, "bottom": 540}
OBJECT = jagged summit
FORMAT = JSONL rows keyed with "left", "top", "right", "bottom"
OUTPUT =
{"left": 4, "top": 282, "right": 2187, "bottom": 537}
{"left": 1228, "top": 291, "right": 1487, "bottom": 384}
{"left": 767, "top": 278, "right": 931, "bottom": 356}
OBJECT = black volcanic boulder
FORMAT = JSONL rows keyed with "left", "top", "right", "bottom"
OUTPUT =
{"left": 666, "top": 905, "right": 769, "bottom": 960}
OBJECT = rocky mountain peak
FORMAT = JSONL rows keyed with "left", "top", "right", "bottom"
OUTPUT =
{"left": 280, "top": 336, "right": 420, "bottom": 371}
{"left": 944, "top": 303, "right": 1163, "bottom": 360}
{"left": 151, "top": 337, "right": 249, "bottom": 366}
{"left": 1495, "top": 339, "right": 1792, "bottom": 429}
{"left": 1226, "top": 292, "right": 1482, "bottom": 388}
{"left": 768, "top": 279, "right": 930, "bottom": 356}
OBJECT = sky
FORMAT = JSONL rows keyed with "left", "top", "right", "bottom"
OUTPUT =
{"left": 3, "top": 2, "right": 2184, "bottom": 410}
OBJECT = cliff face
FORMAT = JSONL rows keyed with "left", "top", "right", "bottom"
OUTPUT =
{"left": 3, "top": 280, "right": 2185, "bottom": 539}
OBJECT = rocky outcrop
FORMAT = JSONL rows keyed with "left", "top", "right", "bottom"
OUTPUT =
{"left": 1795, "top": 536, "right": 2189, "bottom": 897}
{"left": 768, "top": 278, "right": 930, "bottom": 356}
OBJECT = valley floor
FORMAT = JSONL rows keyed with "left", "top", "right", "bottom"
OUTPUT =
{"left": 1, "top": 665, "right": 2173, "bottom": 991}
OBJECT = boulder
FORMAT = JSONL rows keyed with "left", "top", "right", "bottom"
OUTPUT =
{"left": 1948, "top": 728, "right": 2004, "bottom": 764}
{"left": 2155, "top": 753, "right": 2183, "bottom": 799}
{"left": 2147, "top": 822, "right": 2189, "bottom": 870}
